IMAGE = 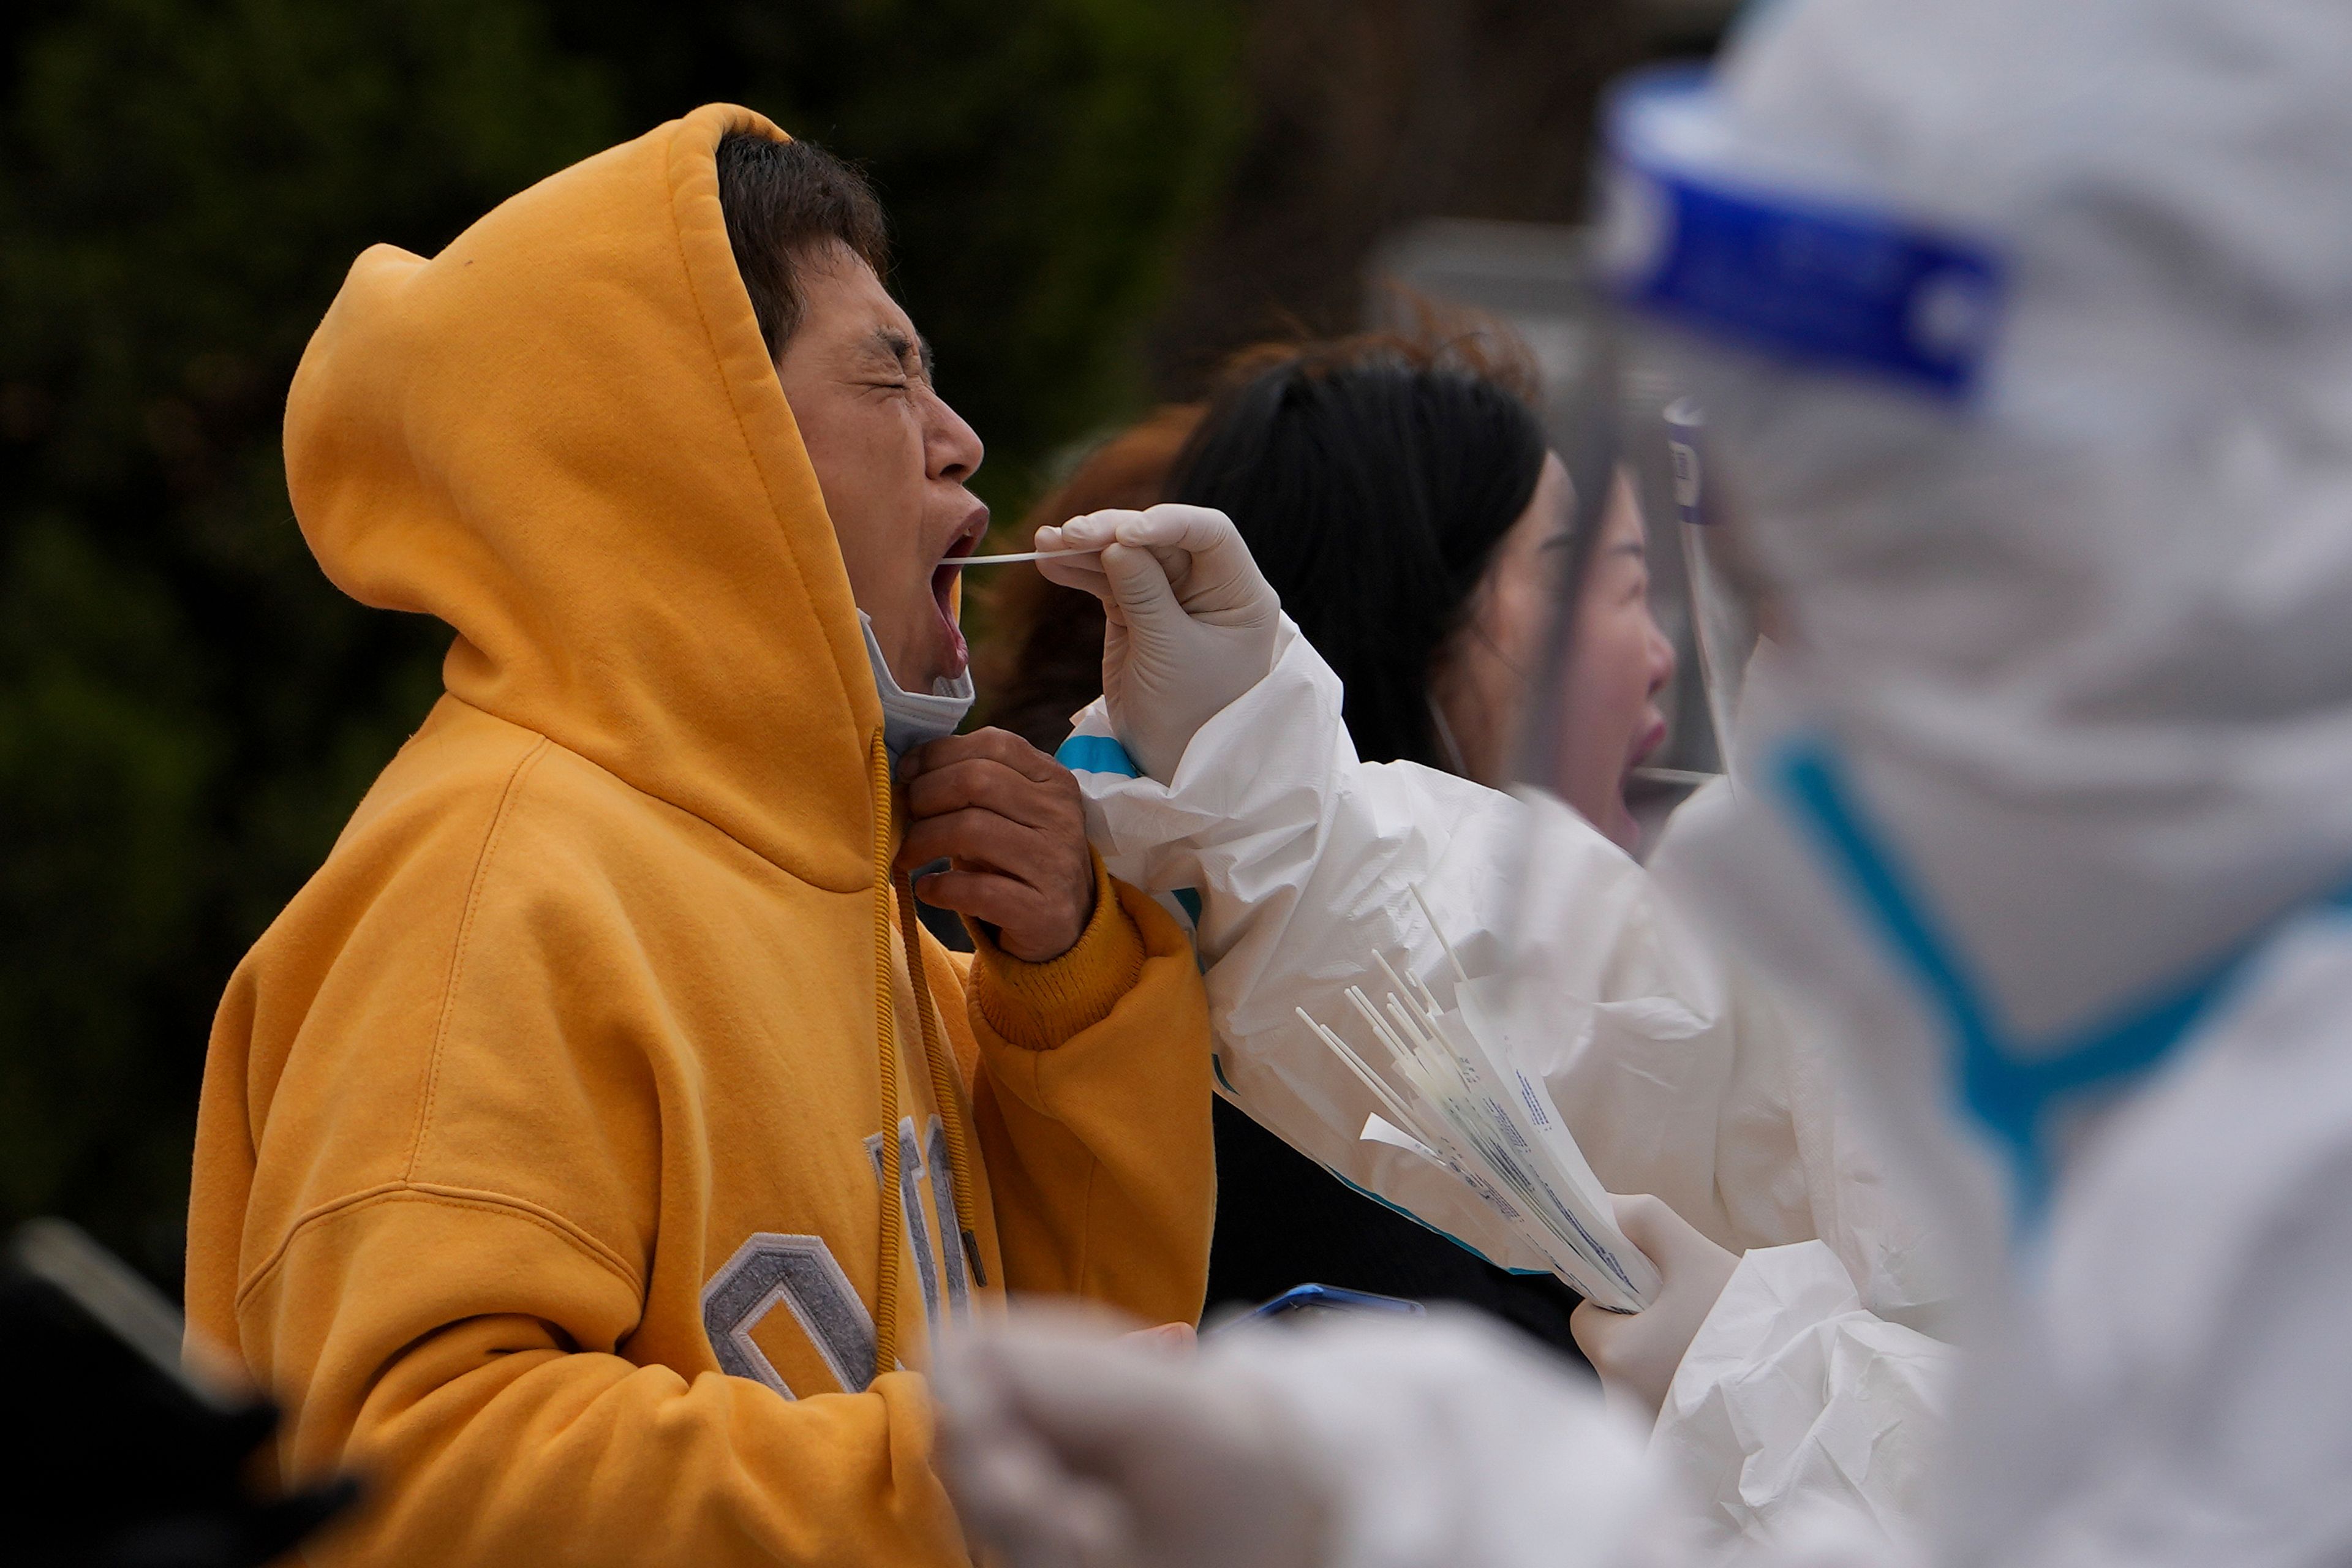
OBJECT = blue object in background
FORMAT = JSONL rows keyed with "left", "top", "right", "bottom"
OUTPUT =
{"left": 1238, "top": 1282, "right": 1429, "bottom": 1326}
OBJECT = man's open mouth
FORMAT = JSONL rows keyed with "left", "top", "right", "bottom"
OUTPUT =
{"left": 929, "top": 513, "right": 987, "bottom": 675}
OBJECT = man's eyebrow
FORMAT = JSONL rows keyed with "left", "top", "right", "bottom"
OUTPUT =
{"left": 865, "top": 325, "right": 934, "bottom": 383}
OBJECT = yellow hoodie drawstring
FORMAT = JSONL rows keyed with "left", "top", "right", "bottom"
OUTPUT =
{"left": 868, "top": 733, "right": 905, "bottom": 1382}
{"left": 895, "top": 872, "right": 987, "bottom": 1289}
{"left": 867, "top": 729, "right": 989, "bottom": 1386}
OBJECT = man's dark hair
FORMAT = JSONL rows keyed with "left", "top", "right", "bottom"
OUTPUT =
{"left": 715, "top": 131, "right": 890, "bottom": 360}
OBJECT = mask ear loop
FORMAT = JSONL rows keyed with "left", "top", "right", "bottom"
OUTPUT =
{"left": 894, "top": 875, "right": 988, "bottom": 1292}
{"left": 867, "top": 732, "right": 906, "bottom": 1384}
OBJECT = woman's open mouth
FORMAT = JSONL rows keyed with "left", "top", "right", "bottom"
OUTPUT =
{"left": 1624, "top": 716, "right": 1670, "bottom": 782}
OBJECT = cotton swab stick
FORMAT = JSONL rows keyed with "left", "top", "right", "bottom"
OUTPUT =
{"left": 1407, "top": 883, "right": 1471, "bottom": 985}
{"left": 1297, "top": 1008, "right": 1427, "bottom": 1135}
{"left": 1316, "top": 1027, "right": 1415, "bottom": 1123}
{"left": 1373, "top": 952, "right": 1420, "bottom": 1014}
{"left": 1386, "top": 997, "right": 1441, "bottom": 1060}
{"left": 1411, "top": 973, "right": 1446, "bottom": 1022}
{"left": 1373, "top": 954, "right": 1448, "bottom": 1046}
{"left": 938, "top": 546, "right": 1102, "bottom": 568}
{"left": 1339, "top": 993, "right": 1445, "bottom": 1107}
{"left": 1345, "top": 987, "right": 1423, "bottom": 1075}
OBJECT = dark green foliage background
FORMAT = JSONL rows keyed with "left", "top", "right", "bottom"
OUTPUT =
{"left": 0, "top": 0, "right": 1244, "bottom": 1286}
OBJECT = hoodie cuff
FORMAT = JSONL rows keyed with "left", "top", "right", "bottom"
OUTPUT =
{"left": 968, "top": 851, "right": 1144, "bottom": 1052}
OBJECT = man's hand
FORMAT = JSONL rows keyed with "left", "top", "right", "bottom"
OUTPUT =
{"left": 899, "top": 729, "right": 1098, "bottom": 963}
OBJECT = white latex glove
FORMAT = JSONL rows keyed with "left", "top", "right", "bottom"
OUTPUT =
{"left": 1572, "top": 1194, "right": 1741, "bottom": 1423}
{"left": 1036, "top": 503, "right": 1282, "bottom": 783}
{"left": 935, "top": 1310, "right": 1335, "bottom": 1568}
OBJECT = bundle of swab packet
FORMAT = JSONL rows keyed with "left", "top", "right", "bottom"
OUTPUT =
{"left": 1294, "top": 889, "right": 1660, "bottom": 1313}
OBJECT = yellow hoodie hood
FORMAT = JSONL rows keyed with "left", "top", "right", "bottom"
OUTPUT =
{"left": 288, "top": 102, "right": 876, "bottom": 889}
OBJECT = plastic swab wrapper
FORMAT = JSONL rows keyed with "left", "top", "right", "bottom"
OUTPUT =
{"left": 1295, "top": 891, "right": 1660, "bottom": 1313}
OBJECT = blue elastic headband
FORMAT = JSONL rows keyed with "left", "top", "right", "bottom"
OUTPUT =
{"left": 1600, "top": 69, "right": 2007, "bottom": 400}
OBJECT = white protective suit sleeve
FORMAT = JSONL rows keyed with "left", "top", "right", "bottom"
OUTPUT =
{"left": 1654, "top": 1242, "right": 1956, "bottom": 1555}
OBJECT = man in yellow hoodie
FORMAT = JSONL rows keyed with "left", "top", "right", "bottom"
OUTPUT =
{"left": 184, "top": 104, "right": 1215, "bottom": 1565}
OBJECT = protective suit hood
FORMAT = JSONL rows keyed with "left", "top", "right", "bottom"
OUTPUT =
{"left": 1619, "top": 0, "right": 2352, "bottom": 1199}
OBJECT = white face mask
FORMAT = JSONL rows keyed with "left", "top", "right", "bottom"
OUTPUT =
{"left": 859, "top": 611, "right": 975, "bottom": 767}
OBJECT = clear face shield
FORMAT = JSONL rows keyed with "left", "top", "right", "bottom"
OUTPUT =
{"left": 1660, "top": 398, "right": 1763, "bottom": 760}
{"left": 1510, "top": 57, "right": 2006, "bottom": 861}
{"left": 1475, "top": 318, "right": 1754, "bottom": 1050}
{"left": 1502, "top": 328, "right": 1769, "bottom": 869}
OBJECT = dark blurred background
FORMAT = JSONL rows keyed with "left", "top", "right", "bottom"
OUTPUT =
{"left": 0, "top": 0, "right": 1730, "bottom": 1292}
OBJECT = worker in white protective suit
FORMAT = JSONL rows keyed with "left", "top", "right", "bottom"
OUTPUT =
{"left": 932, "top": 0, "right": 2352, "bottom": 1564}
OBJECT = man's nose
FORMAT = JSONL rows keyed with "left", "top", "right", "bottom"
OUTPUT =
{"left": 925, "top": 389, "right": 984, "bottom": 484}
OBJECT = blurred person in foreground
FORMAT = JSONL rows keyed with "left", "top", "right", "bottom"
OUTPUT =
{"left": 184, "top": 109, "right": 1213, "bottom": 1566}
{"left": 935, "top": 0, "right": 2352, "bottom": 1564}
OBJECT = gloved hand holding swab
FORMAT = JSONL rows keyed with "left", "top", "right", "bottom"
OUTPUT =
{"left": 1028, "top": 503, "right": 1284, "bottom": 782}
